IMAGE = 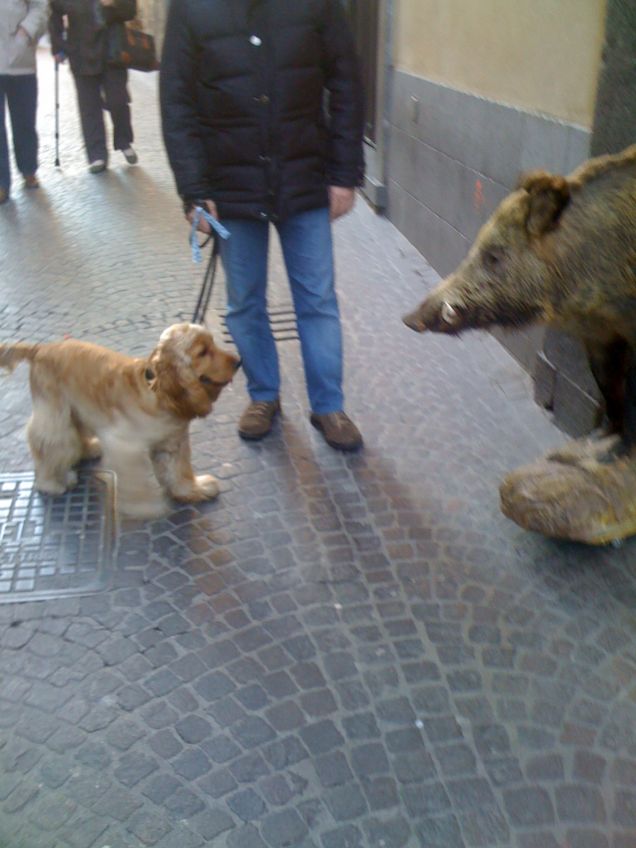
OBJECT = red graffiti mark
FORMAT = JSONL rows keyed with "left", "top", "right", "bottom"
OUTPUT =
{"left": 473, "top": 179, "right": 484, "bottom": 210}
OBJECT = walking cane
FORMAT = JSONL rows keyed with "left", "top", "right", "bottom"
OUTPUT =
{"left": 54, "top": 60, "right": 60, "bottom": 167}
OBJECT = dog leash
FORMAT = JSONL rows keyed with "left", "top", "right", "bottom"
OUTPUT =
{"left": 190, "top": 207, "right": 231, "bottom": 325}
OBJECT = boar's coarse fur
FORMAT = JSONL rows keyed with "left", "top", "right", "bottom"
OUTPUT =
{"left": 403, "top": 144, "right": 636, "bottom": 453}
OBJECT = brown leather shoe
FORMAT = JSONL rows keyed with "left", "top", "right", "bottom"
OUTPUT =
{"left": 238, "top": 399, "right": 281, "bottom": 440}
{"left": 24, "top": 174, "right": 39, "bottom": 189}
{"left": 310, "top": 411, "right": 363, "bottom": 451}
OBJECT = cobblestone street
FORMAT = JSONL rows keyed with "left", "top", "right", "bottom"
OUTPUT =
{"left": 0, "top": 51, "right": 635, "bottom": 848}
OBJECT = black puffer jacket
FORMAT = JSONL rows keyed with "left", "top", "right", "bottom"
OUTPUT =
{"left": 49, "top": 0, "right": 137, "bottom": 76}
{"left": 160, "top": 0, "right": 365, "bottom": 222}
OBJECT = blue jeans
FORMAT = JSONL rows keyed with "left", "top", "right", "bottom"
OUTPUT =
{"left": 0, "top": 74, "right": 38, "bottom": 191}
{"left": 220, "top": 207, "right": 344, "bottom": 415}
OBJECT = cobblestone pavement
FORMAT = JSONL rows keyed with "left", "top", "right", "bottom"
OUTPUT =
{"left": 0, "top": 51, "right": 635, "bottom": 848}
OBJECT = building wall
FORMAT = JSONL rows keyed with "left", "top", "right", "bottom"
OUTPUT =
{"left": 395, "top": 0, "right": 606, "bottom": 126}
{"left": 386, "top": 0, "right": 607, "bottom": 408}
{"left": 136, "top": 0, "right": 169, "bottom": 53}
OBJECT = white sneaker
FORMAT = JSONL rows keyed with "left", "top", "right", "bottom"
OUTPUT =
{"left": 122, "top": 147, "right": 138, "bottom": 165}
{"left": 88, "top": 159, "right": 106, "bottom": 174}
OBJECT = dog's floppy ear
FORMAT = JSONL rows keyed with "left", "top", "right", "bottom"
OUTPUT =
{"left": 148, "top": 345, "right": 212, "bottom": 419}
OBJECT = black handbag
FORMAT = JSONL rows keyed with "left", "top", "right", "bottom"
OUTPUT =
{"left": 107, "top": 23, "right": 159, "bottom": 72}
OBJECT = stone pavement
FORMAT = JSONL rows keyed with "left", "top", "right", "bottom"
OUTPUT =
{"left": 0, "top": 50, "right": 635, "bottom": 848}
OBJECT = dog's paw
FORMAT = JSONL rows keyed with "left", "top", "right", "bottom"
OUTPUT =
{"left": 195, "top": 474, "right": 220, "bottom": 499}
{"left": 82, "top": 437, "right": 102, "bottom": 460}
{"left": 36, "top": 477, "right": 68, "bottom": 495}
{"left": 173, "top": 474, "right": 220, "bottom": 502}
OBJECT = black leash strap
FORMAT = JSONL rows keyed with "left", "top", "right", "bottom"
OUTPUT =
{"left": 192, "top": 234, "right": 220, "bottom": 325}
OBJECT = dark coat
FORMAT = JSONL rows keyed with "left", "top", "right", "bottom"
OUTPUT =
{"left": 49, "top": 0, "right": 137, "bottom": 76}
{"left": 159, "top": 0, "right": 365, "bottom": 222}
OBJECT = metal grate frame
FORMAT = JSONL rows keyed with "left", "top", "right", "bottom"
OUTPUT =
{"left": 0, "top": 470, "right": 116, "bottom": 603}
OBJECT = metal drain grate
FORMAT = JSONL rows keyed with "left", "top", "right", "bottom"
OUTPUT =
{"left": 193, "top": 264, "right": 300, "bottom": 343}
{"left": 217, "top": 307, "right": 299, "bottom": 344}
{"left": 0, "top": 470, "right": 116, "bottom": 603}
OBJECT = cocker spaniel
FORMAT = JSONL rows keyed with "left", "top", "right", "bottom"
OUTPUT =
{"left": 0, "top": 323, "right": 240, "bottom": 518}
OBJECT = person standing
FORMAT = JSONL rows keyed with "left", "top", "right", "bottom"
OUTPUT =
{"left": 160, "top": 0, "right": 365, "bottom": 451}
{"left": 0, "top": 0, "right": 48, "bottom": 204}
{"left": 49, "top": 0, "right": 139, "bottom": 173}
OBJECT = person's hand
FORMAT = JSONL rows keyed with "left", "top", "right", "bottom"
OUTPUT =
{"left": 185, "top": 199, "right": 218, "bottom": 234}
{"left": 100, "top": 0, "right": 115, "bottom": 6}
{"left": 53, "top": 52, "right": 66, "bottom": 63}
{"left": 328, "top": 186, "right": 355, "bottom": 221}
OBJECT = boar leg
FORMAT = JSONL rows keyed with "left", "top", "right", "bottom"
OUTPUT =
{"left": 584, "top": 337, "right": 628, "bottom": 437}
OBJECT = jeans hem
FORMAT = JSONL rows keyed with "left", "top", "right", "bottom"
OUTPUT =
{"left": 310, "top": 406, "right": 345, "bottom": 416}
{"left": 248, "top": 393, "right": 280, "bottom": 403}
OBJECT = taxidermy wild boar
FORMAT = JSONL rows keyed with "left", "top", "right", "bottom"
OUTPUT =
{"left": 403, "top": 144, "right": 636, "bottom": 455}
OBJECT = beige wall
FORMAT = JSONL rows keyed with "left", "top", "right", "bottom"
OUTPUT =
{"left": 394, "top": 0, "right": 607, "bottom": 127}
{"left": 136, "top": 0, "right": 168, "bottom": 53}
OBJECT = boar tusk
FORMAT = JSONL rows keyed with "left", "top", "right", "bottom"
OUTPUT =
{"left": 441, "top": 301, "right": 458, "bottom": 325}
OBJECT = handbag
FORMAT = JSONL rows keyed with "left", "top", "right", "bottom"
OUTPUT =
{"left": 107, "top": 23, "right": 159, "bottom": 72}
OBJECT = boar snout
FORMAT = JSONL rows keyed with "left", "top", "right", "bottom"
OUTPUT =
{"left": 402, "top": 309, "right": 427, "bottom": 333}
{"left": 403, "top": 297, "right": 462, "bottom": 334}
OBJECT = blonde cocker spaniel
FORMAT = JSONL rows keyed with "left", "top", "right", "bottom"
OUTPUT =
{"left": 0, "top": 323, "right": 240, "bottom": 518}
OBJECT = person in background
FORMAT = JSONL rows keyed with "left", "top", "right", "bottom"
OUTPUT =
{"left": 0, "top": 0, "right": 49, "bottom": 204}
{"left": 49, "top": 0, "right": 138, "bottom": 174}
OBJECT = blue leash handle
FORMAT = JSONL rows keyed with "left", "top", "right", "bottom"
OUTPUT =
{"left": 190, "top": 206, "right": 231, "bottom": 262}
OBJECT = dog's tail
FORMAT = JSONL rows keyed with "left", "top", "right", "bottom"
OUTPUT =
{"left": 0, "top": 342, "right": 39, "bottom": 373}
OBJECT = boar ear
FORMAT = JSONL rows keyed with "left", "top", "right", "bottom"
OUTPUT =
{"left": 518, "top": 171, "right": 570, "bottom": 238}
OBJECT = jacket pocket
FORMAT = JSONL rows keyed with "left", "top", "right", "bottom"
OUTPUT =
{"left": 9, "top": 30, "right": 34, "bottom": 72}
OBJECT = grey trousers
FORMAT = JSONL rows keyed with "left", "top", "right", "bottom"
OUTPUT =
{"left": 74, "top": 67, "right": 133, "bottom": 164}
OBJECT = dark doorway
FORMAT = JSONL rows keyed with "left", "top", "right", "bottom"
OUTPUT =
{"left": 343, "top": 0, "right": 380, "bottom": 145}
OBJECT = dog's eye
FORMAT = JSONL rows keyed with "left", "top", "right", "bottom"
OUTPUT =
{"left": 196, "top": 347, "right": 208, "bottom": 358}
